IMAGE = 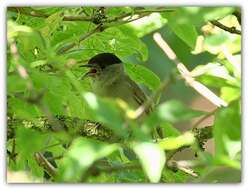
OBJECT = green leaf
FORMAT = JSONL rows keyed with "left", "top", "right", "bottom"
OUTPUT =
{"left": 7, "top": 20, "right": 33, "bottom": 40}
{"left": 167, "top": 21, "right": 198, "bottom": 49}
{"left": 162, "top": 7, "right": 234, "bottom": 27}
{"left": 42, "top": 91, "right": 64, "bottom": 114}
{"left": 8, "top": 21, "right": 46, "bottom": 63}
{"left": 56, "top": 137, "right": 118, "bottom": 182}
{"left": 194, "top": 166, "right": 240, "bottom": 183}
{"left": 197, "top": 75, "right": 235, "bottom": 88}
{"left": 51, "top": 22, "right": 90, "bottom": 47}
{"left": 16, "top": 127, "right": 46, "bottom": 156}
{"left": 160, "top": 122, "right": 181, "bottom": 137}
{"left": 30, "top": 60, "right": 47, "bottom": 68}
{"left": 40, "top": 11, "right": 64, "bottom": 39}
{"left": 15, "top": 127, "right": 47, "bottom": 177}
{"left": 220, "top": 86, "right": 240, "bottom": 103}
{"left": 82, "top": 27, "right": 148, "bottom": 61}
{"left": 162, "top": 169, "right": 188, "bottom": 183}
{"left": 7, "top": 75, "right": 26, "bottom": 94}
{"left": 127, "top": 13, "right": 167, "bottom": 38}
{"left": 223, "top": 135, "right": 241, "bottom": 160}
{"left": 8, "top": 97, "right": 41, "bottom": 119}
{"left": 213, "top": 101, "right": 241, "bottom": 157}
{"left": 156, "top": 100, "right": 206, "bottom": 123}
{"left": 133, "top": 142, "right": 166, "bottom": 183}
{"left": 124, "top": 63, "right": 160, "bottom": 91}
{"left": 66, "top": 92, "right": 87, "bottom": 119}
{"left": 158, "top": 132, "right": 195, "bottom": 150}
{"left": 83, "top": 92, "right": 128, "bottom": 137}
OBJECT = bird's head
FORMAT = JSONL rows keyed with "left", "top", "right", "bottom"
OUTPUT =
{"left": 80, "top": 53, "right": 122, "bottom": 79}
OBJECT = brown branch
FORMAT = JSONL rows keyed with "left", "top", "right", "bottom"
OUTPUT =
{"left": 105, "top": 8, "right": 174, "bottom": 23}
{"left": 56, "top": 9, "right": 173, "bottom": 55}
{"left": 132, "top": 76, "right": 172, "bottom": 119}
{"left": 210, "top": 20, "right": 241, "bottom": 35}
{"left": 153, "top": 33, "right": 228, "bottom": 108}
{"left": 8, "top": 7, "right": 173, "bottom": 23}
{"left": 9, "top": 7, "right": 173, "bottom": 55}
{"left": 8, "top": 7, "right": 92, "bottom": 22}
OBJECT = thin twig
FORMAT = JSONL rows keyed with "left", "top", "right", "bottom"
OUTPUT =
{"left": 93, "top": 159, "right": 198, "bottom": 178}
{"left": 9, "top": 7, "right": 173, "bottom": 56}
{"left": 8, "top": 7, "right": 173, "bottom": 23}
{"left": 46, "top": 155, "right": 63, "bottom": 161}
{"left": 105, "top": 8, "right": 174, "bottom": 23}
{"left": 56, "top": 24, "right": 102, "bottom": 55}
{"left": 8, "top": 7, "right": 92, "bottom": 22}
{"left": 210, "top": 20, "right": 241, "bottom": 35}
{"left": 56, "top": 9, "right": 169, "bottom": 55}
{"left": 10, "top": 138, "right": 17, "bottom": 162}
{"left": 132, "top": 77, "right": 172, "bottom": 119}
{"left": 40, "top": 142, "right": 63, "bottom": 151}
{"left": 96, "top": 163, "right": 140, "bottom": 173}
{"left": 34, "top": 152, "right": 57, "bottom": 177}
{"left": 166, "top": 146, "right": 189, "bottom": 162}
{"left": 192, "top": 108, "right": 218, "bottom": 130}
{"left": 167, "top": 160, "right": 198, "bottom": 177}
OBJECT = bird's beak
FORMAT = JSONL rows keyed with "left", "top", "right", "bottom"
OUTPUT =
{"left": 80, "top": 64, "right": 97, "bottom": 80}
{"left": 80, "top": 64, "right": 95, "bottom": 68}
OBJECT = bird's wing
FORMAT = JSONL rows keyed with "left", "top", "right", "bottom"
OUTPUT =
{"left": 125, "top": 76, "right": 153, "bottom": 113}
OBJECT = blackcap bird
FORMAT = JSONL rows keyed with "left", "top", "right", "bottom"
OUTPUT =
{"left": 81, "top": 53, "right": 149, "bottom": 112}
{"left": 81, "top": 53, "right": 162, "bottom": 140}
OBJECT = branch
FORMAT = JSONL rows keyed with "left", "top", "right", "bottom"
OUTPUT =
{"left": 105, "top": 8, "right": 174, "bottom": 23}
{"left": 8, "top": 7, "right": 92, "bottom": 22}
{"left": 56, "top": 8, "right": 173, "bottom": 55}
{"left": 210, "top": 20, "right": 241, "bottom": 35}
{"left": 91, "top": 159, "right": 198, "bottom": 178}
{"left": 192, "top": 108, "right": 218, "bottom": 129}
{"left": 132, "top": 76, "right": 172, "bottom": 119}
{"left": 9, "top": 7, "right": 173, "bottom": 55}
{"left": 34, "top": 152, "right": 57, "bottom": 177}
{"left": 95, "top": 163, "right": 140, "bottom": 173}
{"left": 167, "top": 160, "right": 198, "bottom": 177}
{"left": 153, "top": 32, "right": 228, "bottom": 108}
{"left": 8, "top": 7, "right": 173, "bottom": 23}
{"left": 56, "top": 24, "right": 102, "bottom": 55}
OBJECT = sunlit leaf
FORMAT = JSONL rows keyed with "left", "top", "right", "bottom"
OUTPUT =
{"left": 158, "top": 132, "right": 195, "bottom": 150}
{"left": 40, "top": 11, "right": 64, "bottom": 39}
{"left": 213, "top": 101, "right": 241, "bottom": 157}
{"left": 56, "top": 137, "right": 119, "bottom": 182}
{"left": 220, "top": 86, "right": 240, "bottom": 103}
{"left": 83, "top": 92, "right": 128, "bottom": 137}
{"left": 133, "top": 142, "right": 166, "bottom": 183}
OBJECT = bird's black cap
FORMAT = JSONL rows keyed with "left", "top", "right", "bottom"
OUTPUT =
{"left": 88, "top": 53, "right": 122, "bottom": 69}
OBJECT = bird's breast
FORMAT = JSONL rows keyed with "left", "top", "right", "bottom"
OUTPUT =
{"left": 91, "top": 77, "right": 140, "bottom": 109}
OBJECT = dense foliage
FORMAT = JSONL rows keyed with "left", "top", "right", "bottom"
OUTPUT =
{"left": 7, "top": 6, "right": 241, "bottom": 183}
